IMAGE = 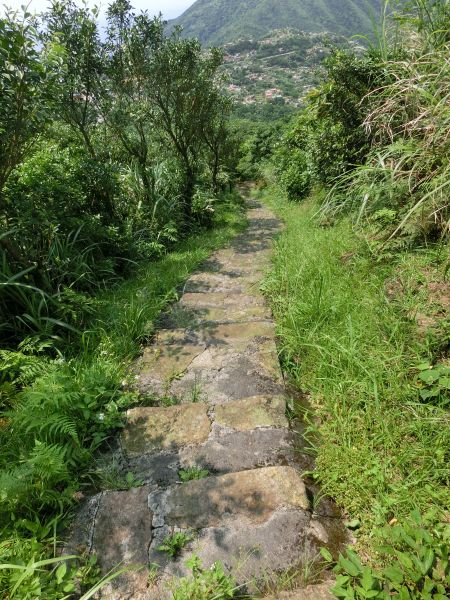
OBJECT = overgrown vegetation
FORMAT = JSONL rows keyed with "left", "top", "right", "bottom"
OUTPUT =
{"left": 329, "top": 511, "right": 449, "bottom": 599}
{"left": 250, "top": 1, "right": 449, "bottom": 598}
{"left": 261, "top": 187, "right": 448, "bottom": 533}
{"left": 271, "top": 0, "right": 449, "bottom": 245}
{"left": 0, "top": 1, "right": 244, "bottom": 596}
{"left": 0, "top": 192, "right": 244, "bottom": 597}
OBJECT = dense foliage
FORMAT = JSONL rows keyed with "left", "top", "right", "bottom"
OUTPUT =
{"left": 270, "top": 0, "right": 449, "bottom": 246}
{"left": 0, "top": 1, "right": 232, "bottom": 346}
{"left": 0, "top": 2, "right": 240, "bottom": 596}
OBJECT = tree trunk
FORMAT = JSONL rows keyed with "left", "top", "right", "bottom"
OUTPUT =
{"left": 212, "top": 149, "right": 220, "bottom": 195}
{"left": 183, "top": 166, "right": 195, "bottom": 222}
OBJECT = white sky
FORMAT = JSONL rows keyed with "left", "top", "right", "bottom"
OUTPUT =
{"left": 2, "top": 0, "right": 196, "bottom": 20}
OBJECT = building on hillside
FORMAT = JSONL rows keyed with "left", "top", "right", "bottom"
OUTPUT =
{"left": 265, "top": 88, "right": 283, "bottom": 100}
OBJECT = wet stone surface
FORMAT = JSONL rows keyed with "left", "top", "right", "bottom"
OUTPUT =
{"left": 66, "top": 197, "right": 345, "bottom": 599}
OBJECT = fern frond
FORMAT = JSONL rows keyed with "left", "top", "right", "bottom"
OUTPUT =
{"left": 28, "top": 441, "right": 69, "bottom": 483}
{"left": 24, "top": 413, "right": 79, "bottom": 442}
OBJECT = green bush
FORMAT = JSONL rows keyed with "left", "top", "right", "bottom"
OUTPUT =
{"left": 272, "top": 2, "right": 449, "bottom": 245}
{"left": 304, "top": 49, "right": 387, "bottom": 185}
{"left": 274, "top": 115, "right": 311, "bottom": 200}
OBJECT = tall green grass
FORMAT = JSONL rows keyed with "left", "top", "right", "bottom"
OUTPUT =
{"left": 260, "top": 185, "right": 448, "bottom": 546}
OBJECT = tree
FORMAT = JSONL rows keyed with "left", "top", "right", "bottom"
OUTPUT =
{"left": 202, "top": 96, "right": 232, "bottom": 193}
{"left": 102, "top": 0, "right": 160, "bottom": 206}
{"left": 0, "top": 9, "right": 58, "bottom": 265}
{"left": 147, "top": 31, "right": 225, "bottom": 217}
{"left": 45, "top": 0, "right": 102, "bottom": 159}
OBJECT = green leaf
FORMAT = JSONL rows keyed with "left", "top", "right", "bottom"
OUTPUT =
{"left": 417, "top": 362, "right": 432, "bottom": 371}
{"left": 356, "top": 588, "right": 380, "bottom": 598}
{"left": 339, "top": 556, "right": 361, "bottom": 577}
{"left": 439, "top": 376, "right": 450, "bottom": 389}
{"left": 320, "top": 547, "right": 333, "bottom": 562}
{"left": 419, "top": 370, "right": 440, "bottom": 384}
{"left": 346, "top": 548, "right": 363, "bottom": 571}
{"left": 384, "top": 565, "right": 404, "bottom": 585}
{"left": 361, "top": 567, "right": 375, "bottom": 590}
{"left": 345, "top": 519, "right": 361, "bottom": 530}
{"left": 335, "top": 574, "right": 351, "bottom": 586}
{"left": 56, "top": 562, "right": 67, "bottom": 583}
{"left": 330, "top": 586, "right": 349, "bottom": 599}
{"left": 420, "top": 388, "right": 439, "bottom": 400}
{"left": 398, "top": 587, "right": 411, "bottom": 600}
{"left": 396, "top": 551, "right": 414, "bottom": 571}
{"left": 420, "top": 548, "right": 435, "bottom": 575}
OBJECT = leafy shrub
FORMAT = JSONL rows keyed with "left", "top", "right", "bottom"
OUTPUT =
{"left": 329, "top": 512, "right": 449, "bottom": 600}
{"left": 192, "top": 188, "right": 216, "bottom": 226}
{"left": 274, "top": 115, "right": 311, "bottom": 200}
{"left": 304, "top": 48, "right": 387, "bottom": 185}
{"left": 0, "top": 359, "right": 129, "bottom": 518}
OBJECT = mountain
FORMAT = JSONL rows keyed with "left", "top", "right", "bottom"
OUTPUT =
{"left": 171, "top": 0, "right": 383, "bottom": 46}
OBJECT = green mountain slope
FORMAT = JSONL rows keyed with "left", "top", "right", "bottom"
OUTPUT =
{"left": 171, "top": 0, "right": 383, "bottom": 45}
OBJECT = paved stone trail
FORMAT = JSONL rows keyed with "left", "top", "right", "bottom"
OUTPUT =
{"left": 69, "top": 197, "right": 342, "bottom": 599}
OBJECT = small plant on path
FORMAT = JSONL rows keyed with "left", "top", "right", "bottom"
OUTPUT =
{"left": 179, "top": 467, "right": 210, "bottom": 482}
{"left": 157, "top": 532, "right": 193, "bottom": 559}
{"left": 171, "top": 555, "right": 238, "bottom": 599}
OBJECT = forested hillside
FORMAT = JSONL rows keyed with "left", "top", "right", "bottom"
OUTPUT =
{"left": 171, "top": 0, "right": 383, "bottom": 45}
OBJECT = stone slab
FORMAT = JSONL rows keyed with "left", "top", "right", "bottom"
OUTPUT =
{"left": 167, "top": 510, "right": 313, "bottom": 584}
{"left": 160, "top": 301, "right": 270, "bottom": 328}
{"left": 125, "top": 428, "right": 296, "bottom": 483}
{"left": 180, "top": 428, "right": 296, "bottom": 474}
{"left": 92, "top": 486, "right": 153, "bottom": 571}
{"left": 214, "top": 395, "right": 288, "bottom": 431}
{"left": 180, "top": 291, "right": 267, "bottom": 308}
{"left": 169, "top": 351, "right": 284, "bottom": 404}
{"left": 66, "top": 486, "right": 152, "bottom": 572}
{"left": 122, "top": 403, "right": 211, "bottom": 456}
{"left": 148, "top": 466, "right": 309, "bottom": 530}
{"left": 183, "top": 272, "right": 253, "bottom": 293}
{"left": 136, "top": 322, "right": 281, "bottom": 400}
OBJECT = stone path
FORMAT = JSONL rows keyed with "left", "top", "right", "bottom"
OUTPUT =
{"left": 68, "top": 197, "right": 342, "bottom": 599}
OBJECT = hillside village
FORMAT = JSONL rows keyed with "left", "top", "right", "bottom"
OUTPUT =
{"left": 222, "top": 29, "right": 362, "bottom": 112}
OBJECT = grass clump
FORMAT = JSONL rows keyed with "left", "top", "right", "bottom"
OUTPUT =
{"left": 179, "top": 467, "right": 210, "bottom": 482}
{"left": 260, "top": 186, "right": 449, "bottom": 545}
